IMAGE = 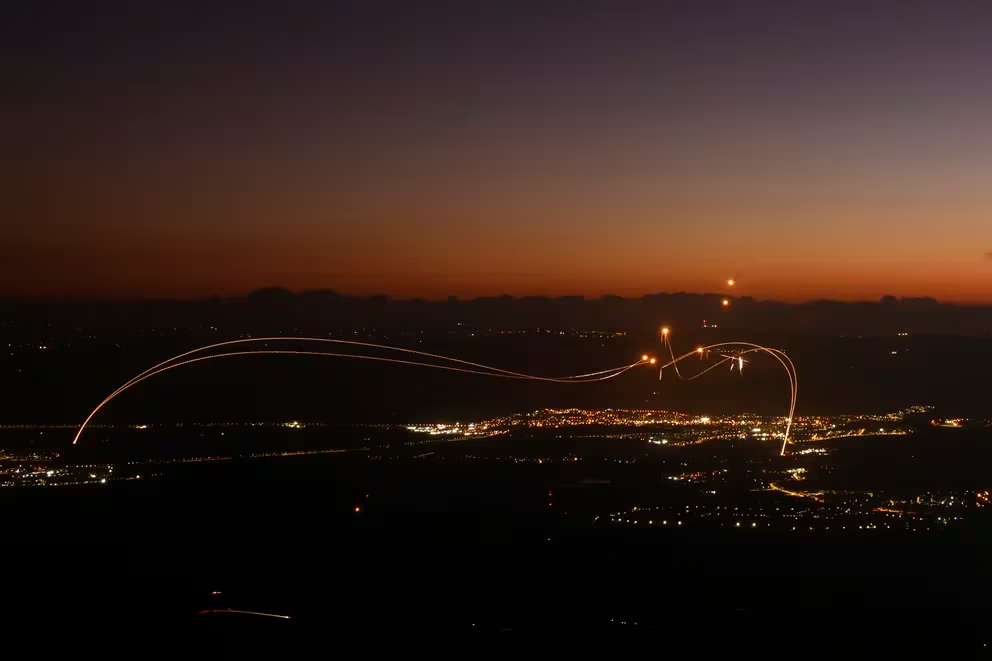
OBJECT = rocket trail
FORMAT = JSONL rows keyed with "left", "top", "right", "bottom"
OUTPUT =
{"left": 72, "top": 336, "right": 796, "bottom": 453}
{"left": 657, "top": 332, "right": 797, "bottom": 455}
{"left": 72, "top": 345, "right": 648, "bottom": 445}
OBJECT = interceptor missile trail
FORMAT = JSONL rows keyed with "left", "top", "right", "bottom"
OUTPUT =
{"left": 72, "top": 335, "right": 796, "bottom": 453}
{"left": 657, "top": 330, "right": 797, "bottom": 454}
{"left": 71, "top": 342, "right": 653, "bottom": 445}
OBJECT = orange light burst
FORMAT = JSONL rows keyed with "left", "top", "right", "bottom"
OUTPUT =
{"left": 727, "top": 279, "right": 735, "bottom": 286}
{"left": 641, "top": 354, "right": 649, "bottom": 361}
{"left": 722, "top": 299, "right": 730, "bottom": 306}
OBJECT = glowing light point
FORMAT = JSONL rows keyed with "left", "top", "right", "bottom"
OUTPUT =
{"left": 661, "top": 327, "right": 669, "bottom": 335}
{"left": 727, "top": 279, "right": 735, "bottom": 286}
{"left": 722, "top": 299, "right": 730, "bottom": 306}
{"left": 649, "top": 358, "right": 656, "bottom": 364}
{"left": 641, "top": 354, "right": 649, "bottom": 361}
{"left": 697, "top": 347, "right": 704, "bottom": 353}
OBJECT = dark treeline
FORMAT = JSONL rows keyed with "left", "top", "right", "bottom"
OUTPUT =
{"left": 2, "top": 288, "right": 992, "bottom": 336}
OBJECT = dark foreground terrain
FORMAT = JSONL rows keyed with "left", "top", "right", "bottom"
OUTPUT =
{"left": 3, "top": 428, "right": 991, "bottom": 655}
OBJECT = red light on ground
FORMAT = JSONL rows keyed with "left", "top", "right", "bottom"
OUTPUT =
{"left": 211, "top": 591, "right": 221, "bottom": 595}
{"left": 354, "top": 506, "right": 361, "bottom": 512}
{"left": 365, "top": 494, "right": 369, "bottom": 498}
{"left": 548, "top": 503, "right": 553, "bottom": 507}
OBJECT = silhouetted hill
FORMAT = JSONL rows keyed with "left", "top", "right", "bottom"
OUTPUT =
{"left": 1, "top": 291, "right": 991, "bottom": 336}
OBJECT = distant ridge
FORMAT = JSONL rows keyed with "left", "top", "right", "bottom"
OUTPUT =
{"left": 2, "top": 290, "right": 991, "bottom": 337}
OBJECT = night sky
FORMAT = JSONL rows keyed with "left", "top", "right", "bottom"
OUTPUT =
{"left": 5, "top": 1, "right": 992, "bottom": 302}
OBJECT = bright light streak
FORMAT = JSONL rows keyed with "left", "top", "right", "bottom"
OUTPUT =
{"left": 654, "top": 341, "right": 798, "bottom": 454}
{"left": 72, "top": 339, "right": 649, "bottom": 445}
{"left": 198, "top": 609, "right": 291, "bottom": 620}
{"left": 74, "top": 336, "right": 646, "bottom": 444}
{"left": 73, "top": 337, "right": 798, "bottom": 455}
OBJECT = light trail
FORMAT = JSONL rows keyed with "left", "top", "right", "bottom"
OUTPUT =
{"left": 657, "top": 334, "right": 798, "bottom": 455}
{"left": 198, "top": 609, "right": 291, "bottom": 619}
{"left": 87, "top": 335, "right": 637, "bottom": 436}
{"left": 72, "top": 348, "right": 648, "bottom": 445}
{"left": 72, "top": 336, "right": 797, "bottom": 453}
{"left": 108, "top": 335, "right": 628, "bottom": 394}
{"left": 768, "top": 481, "right": 824, "bottom": 502}
{"left": 684, "top": 356, "right": 734, "bottom": 380}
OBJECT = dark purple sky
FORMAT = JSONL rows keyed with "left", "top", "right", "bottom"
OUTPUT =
{"left": 5, "top": 1, "right": 992, "bottom": 301}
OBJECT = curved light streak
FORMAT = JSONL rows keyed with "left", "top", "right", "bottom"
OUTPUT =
{"left": 72, "top": 349, "right": 646, "bottom": 445}
{"left": 110, "top": 336, "right": 619, "bottom": 396}
{"left": 72, "top": 337, "right": 797, "bottom": 454}
{"left": 658, "top": 340, "right": 797, "bottom": 455}
{"left": 198, "top": 609, "right": 291, "bottom": 619}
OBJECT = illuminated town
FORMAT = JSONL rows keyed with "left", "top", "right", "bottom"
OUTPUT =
{"left": 404, "top": 405, "right": 934, "bottom": 444}
{"left": 3, "top": 405, "right": 988, "bottom": 539}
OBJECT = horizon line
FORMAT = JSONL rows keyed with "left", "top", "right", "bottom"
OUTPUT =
{"left": 0, "top": 288, "right": 978, "bottom": 307}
